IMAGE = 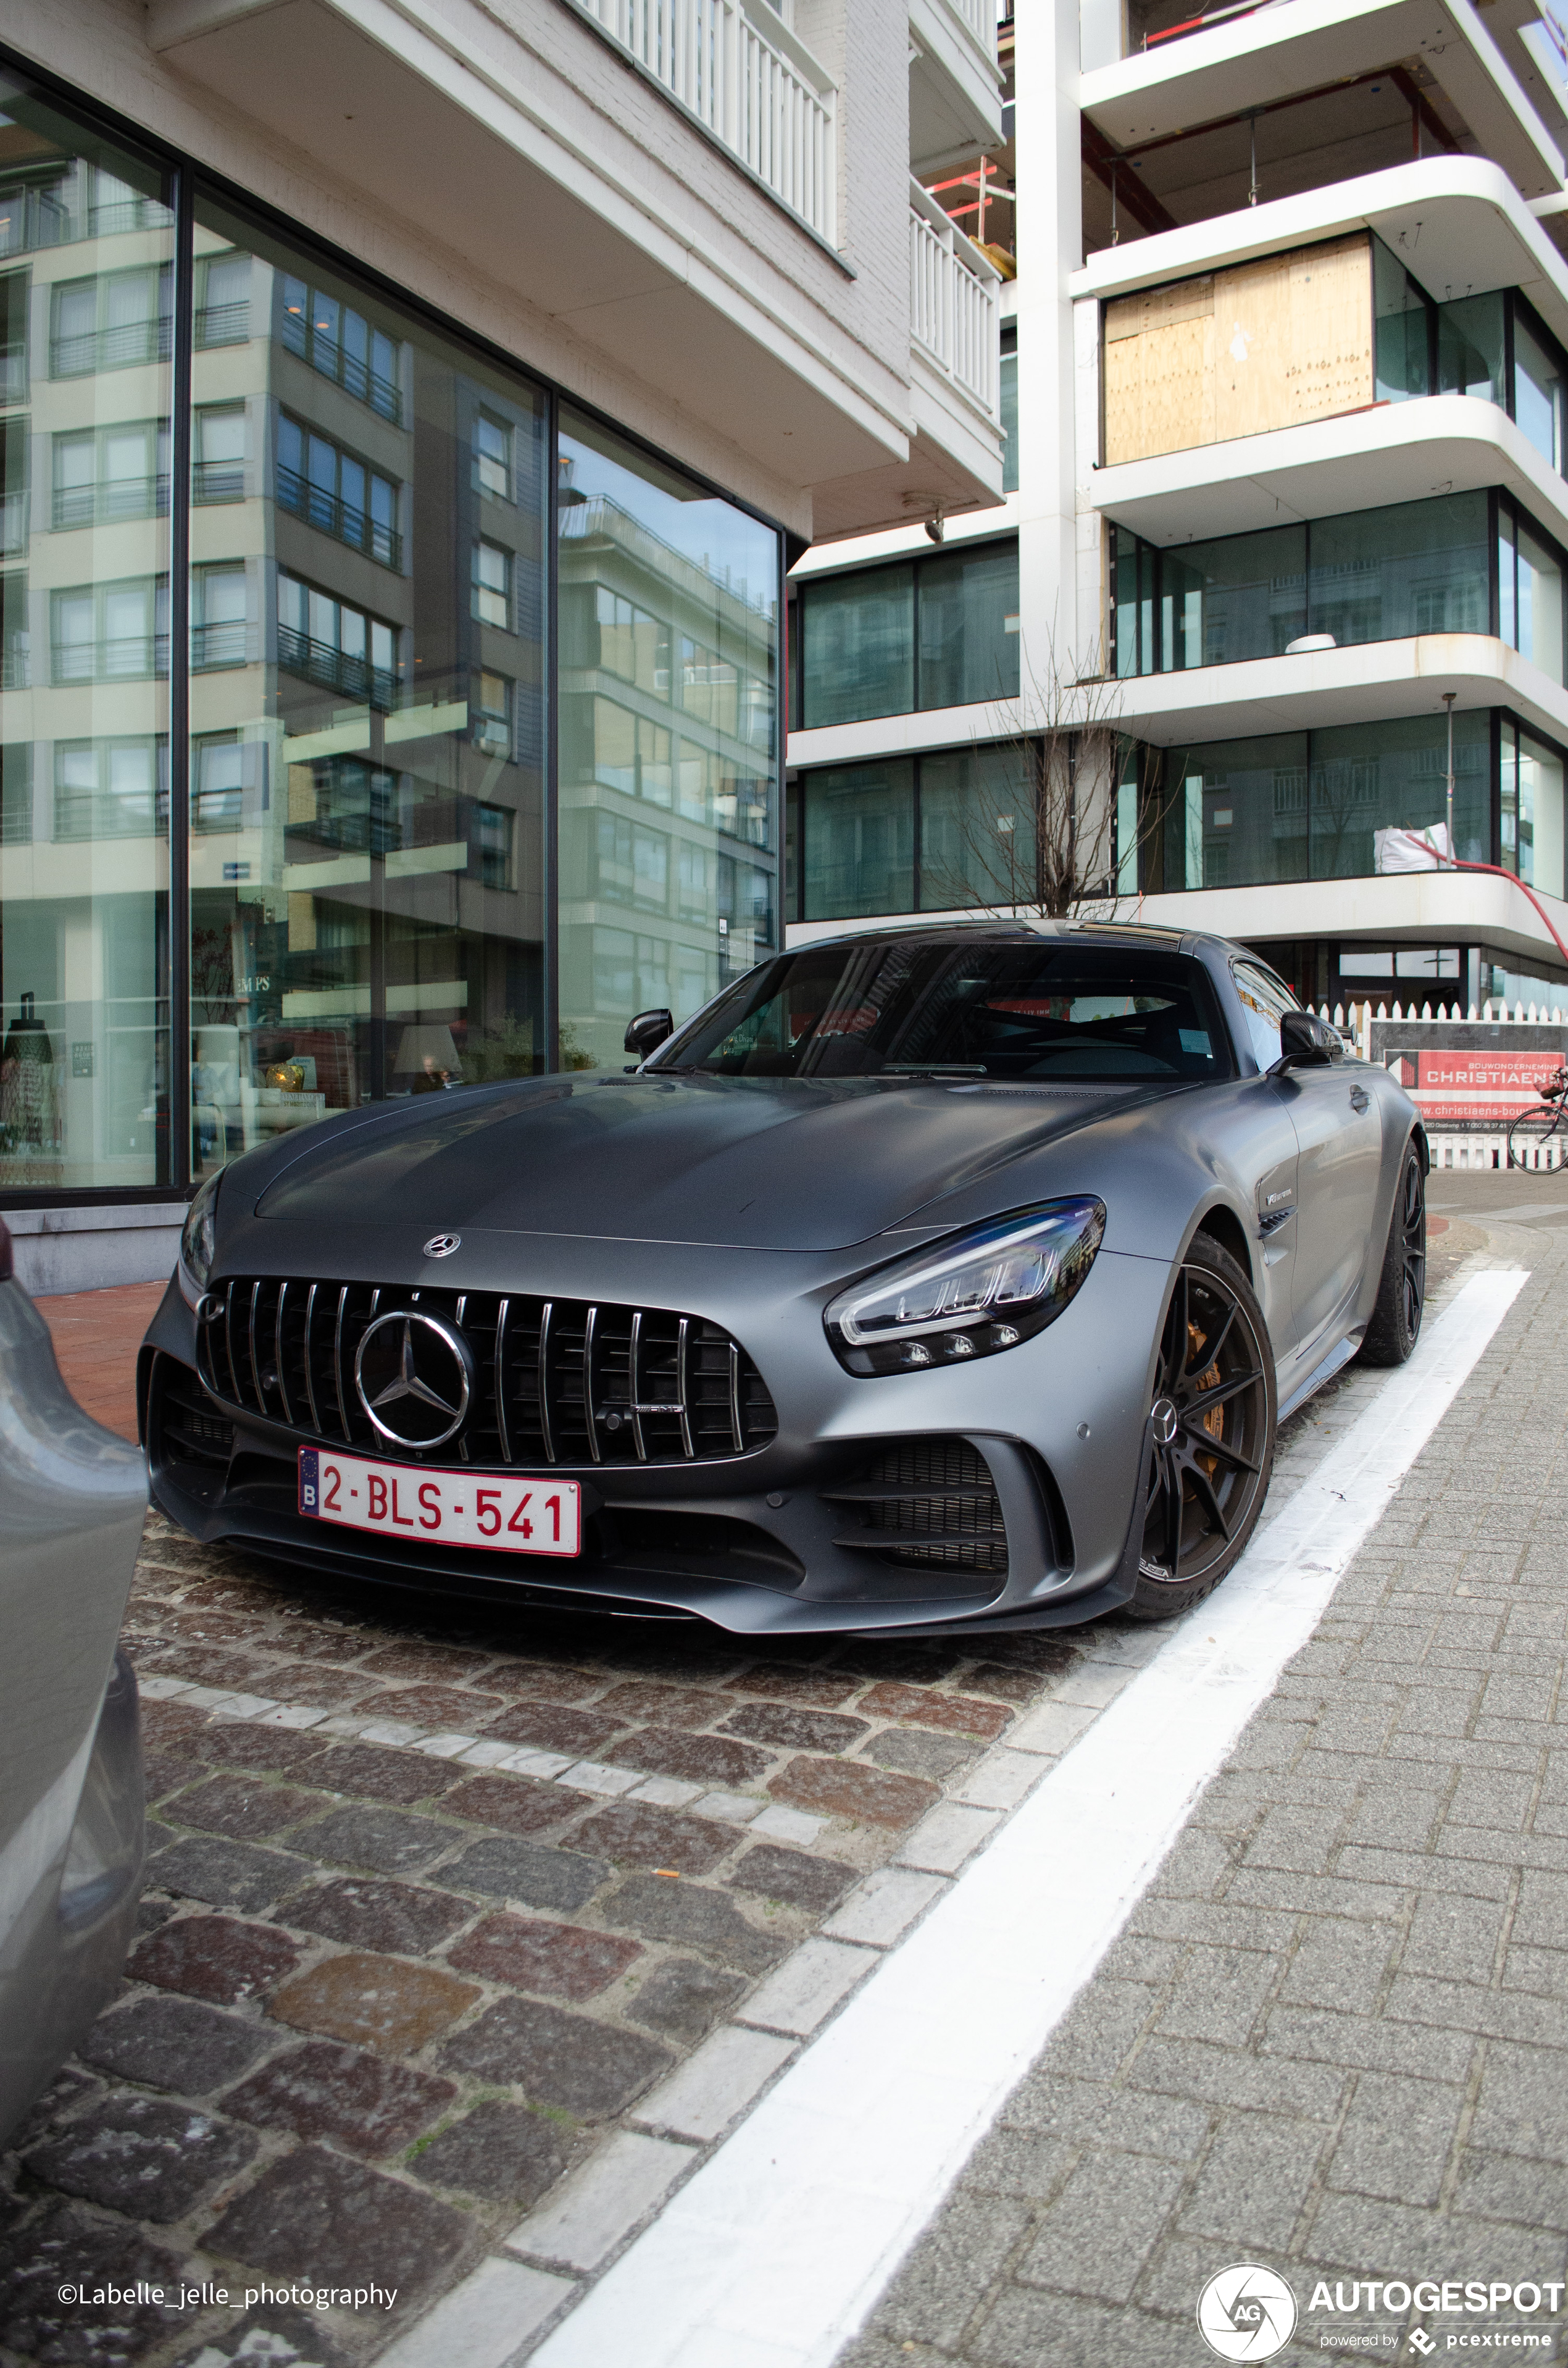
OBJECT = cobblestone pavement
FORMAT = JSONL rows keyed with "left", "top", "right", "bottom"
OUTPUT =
{"left": 0, "top": 1216, "right": 1499, "bottom": 2368}
{"left": 843, "top": 1217, "right": 1568, "bottom": 2368}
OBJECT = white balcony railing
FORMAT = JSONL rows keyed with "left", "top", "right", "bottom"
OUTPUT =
{"left": 938, "top": 0, "right": 998, "bottom": 57}
{"left": 578, "top": 0, "right": 836, "bottom": 242}
{"left": 910, "top": 178, "right": 1001, "bottom": 418}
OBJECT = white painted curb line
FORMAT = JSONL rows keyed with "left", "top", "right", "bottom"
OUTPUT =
{"left": 525, "top": 1268, "right": 1528, "bottom": 2368}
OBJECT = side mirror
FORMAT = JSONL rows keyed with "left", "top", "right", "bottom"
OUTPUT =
{"left": 1269, "top": 1009, "right": 1340, "bottom": 1077}
{"left": 624, "top": 1008, "right": 674, "bottom": 1061}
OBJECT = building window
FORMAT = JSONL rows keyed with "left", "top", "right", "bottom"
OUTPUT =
{"left": 1112, "top": 490, "right": 1550, "bottom": 679}
{"left": 276, "top": 569, "right": 398, "bottom": 706}
{"left": 192, "top": 734, "right": 249, "bottom": 831}
{"left": 53, "top": 420, "right": 170, "bottom": 529}
{"left": 796, "top": 743, "right": 1032, "bottom": 920}
{"left": 474, "top": 411, "right": 512, "bottom": 500}
{"left": 280, "top": 272, "right": 401, "bottom": 421}
{"left": 1000, "top": 322, "right": 1018, "bottom": 495}
{"left": 592, "top": 587, "right": 669, "bottom": 693}
{"left": 193, "top": 565, "right": 248, "bottom": 670}
{"left": 794, "top": 539, "right": 1019, "bottom": 728}
{"left": 194, "top": 249, "right": 250, "bottom": 349}
{"left": 472, "top": 670, "right": 512, "bottom": 756}
{"left": 51, "top": 264, "right": 173, "bottom": 378}
{"left": 474, "top": 801, "right": 513, "bottom": 889}
{"left": 277, "top": 414, "right": 401, "bottom": 569}
{"left": 1500, "top": 721, "right": 1566, "bottom": 893}
{"left": 54, "top": 737, "right": 169, "bottom": 842}
{"left": 472, "top": 538, "right": 511, "bottom": 629}
{"left": 52, "top": 575, "right": 169, "bottom": 682}
{"left": 193, "top": 405, "right": 245, "bottom": 504}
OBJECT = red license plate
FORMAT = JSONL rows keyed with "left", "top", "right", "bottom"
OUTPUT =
{"left": 298, "top": 1449, "right": 580, "bottom": 1556}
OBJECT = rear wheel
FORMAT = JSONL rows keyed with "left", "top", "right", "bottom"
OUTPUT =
{"left": 1357, "top": 1140, "right": 1425, "bottom": 1366}
{"left": 1508, "top": 1103, "right": 1567, "bottom": 1171}
{"left": 1128, "top": 1237, "right": 1276, "bottom": 1621}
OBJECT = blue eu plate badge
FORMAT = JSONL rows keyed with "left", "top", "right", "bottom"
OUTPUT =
{"left": 299, "top": 1449, "right": 319, "bottom": 1516}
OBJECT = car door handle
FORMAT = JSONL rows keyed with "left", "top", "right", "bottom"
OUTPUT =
{"left": 1350, "top": 1086, "right": 1370, "bottom": 1113}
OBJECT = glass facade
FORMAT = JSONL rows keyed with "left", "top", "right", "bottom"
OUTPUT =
{"left": 999, "top": 324, "right": 1017, "bottom": 496}
{"left": 0, "top": 58, "right": 782, "bottom": 1207}
{"left": 0, "top": 85, "right": 175, "bottom": 1193}
{"left": 793, "top": 538, "right": 1019, "bottom": 728}
{"left": 795, "top": 740, "right": 1032, "bottom": 921}
{"left": 1371, "top": 245, "right": 1568, "bottom": 481}
{"left": 1112, "top": 490, "right": 1564, "bottom": 682}
{"left": 556, "top": 410, "right": 778, "bottom": 1073}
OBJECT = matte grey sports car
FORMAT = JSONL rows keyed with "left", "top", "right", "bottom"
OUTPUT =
{"left": 140, "top": 922, "right": 1426, "bottom": 1638}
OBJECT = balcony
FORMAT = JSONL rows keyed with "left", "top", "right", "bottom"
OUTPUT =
{"left": 278, "top": 464, "right": 403, "bottom": 571}
{"left": 909, "top": 0, "right": 1004, "bottom": 178}
{"left": 575, "top": 0, "right": 836, "bottom": 240}
{"left": 911, "top": 180, "right": 1001, "bottom": 422}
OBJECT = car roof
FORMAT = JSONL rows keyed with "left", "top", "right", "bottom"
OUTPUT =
{"left": 788, "top": 916, "right": 1238, "bottom": 960}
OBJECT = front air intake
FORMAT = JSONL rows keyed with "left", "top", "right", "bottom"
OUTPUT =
{"left": 821, "top": 1437, "right": 1009, "bottom": 1573}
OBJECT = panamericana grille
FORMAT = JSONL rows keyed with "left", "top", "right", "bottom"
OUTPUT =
{"left": 194, "top": 1276, "right": 778, "bottom": 1467}
{"left": 822, "top": 1438, "right": 1009, "bottom": 1573}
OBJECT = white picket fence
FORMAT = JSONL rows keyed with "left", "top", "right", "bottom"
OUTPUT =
{"left": 1307, "top": 997, "right": 1568, "bottom": 1172}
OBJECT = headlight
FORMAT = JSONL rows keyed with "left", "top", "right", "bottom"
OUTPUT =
{"left": 824, "top": 1197, "right": 1105, "bottom": 1376}
{"left": 179, "top": 1171, "right": 222, "bottom": 1299}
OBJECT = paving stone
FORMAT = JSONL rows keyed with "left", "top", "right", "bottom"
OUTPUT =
{"left": 439, "top": 1996, "right": 675, "bottom": 2118}
{"left": 609, "top": 1725, "right": 770, "bottom": 1788}
{"left": 1469, "top": 2039, "right": 1568, "bottom": 2165}
{"left": 223, "top": 2040, "right": 456, "bottom": 2156}
{"left": 372, "top": 1681, "right": 506, "bottom": 1729}
{"left": 441, "top": 1771, "right": 567, "bottom": 1835}
{"left": 272, "top": 1952, "right": 480, "bottom": 2054}
{"left": 169, "top": 2303, "right": 356, "bottom": 2367}
{"left": 310, "top": 1739, "right": 469, "bottom": 1805}
{"left": 875, "top": 2183, "right": 1035, "bottom": 2353}
{"left": 692, "top": 1788, "right": 762, "bottom": 1825}
{"left": 167, "top": 1772, "right": 326, "bottom": 1839}
{"left": 257, "top": 1664, "right": 380, "bottom": 1709}
{"left": 768, "top": 1754, "right": 938, "bottom": 1829}
{"left": 719, "top": 1702, "right": 870, "bottom": 1753}
{"left": 594, "top": 1680, "right": 725, "bottom": 1728}
{"left": 79, "top": 1994, "right": 275, "bottom": 2091}
{"left": 633, "top": 2023, "right": 795, "bottom": 2141}
{"left": 567, "top": 1797, "right": 733, "bottom": 1876}
{"left": 506, "top": 2128, "right": 696, "bottom": 2270}
{"left": 1006, "top": 1699, "right": 1100, "bottom": 1757}
{"left": 725, "top": 1664, "right": 862, "bottom": 1707}
{"left": 447, "top": 1910, "right": 642, "bottom": 1999}
{"left": 728, "top": 1843, "right": 857, "bottom": 1913}
{"left": 749, "top": 1804, "right": 828, "bottom": 1846}
{"left": 1157, "top": 1943, "right": 1278, "bottom": 2045}
{"left": 374, "top": 2256, "right": 573, "bottom": 2368}
{"left": 1178, "top": 2109, "right": 1323, "bottom": 2248}
{"left": 624, "top": 1956, "right": 747, "bottom": 2044}
{"left": 194, "top": 1720, "right": 333, "bottom": 1777}
{"left": 823, "top": 1866, "right": 948, "bottom": 1947}
{"left": 278, "top": 1875, "right": 472, "bottom": 1955}
{"left": 828, "top": 1641, "right": 963, "bottom": 1684}
{"left": 483, "top": 1662, "right": 603, "bottom": 1701}
{"left": 854, "top": 1681, "right": 1011, "bottom": 1740}
{"left": 408, "top": 2100, "right": 570, "bottom": 2204}
{"left": 897, "top": 1800, "right": 1003, "bottom": 1873}
{"left": 0, "top": 2200, "right": 189, "bottom": 2362}
{"left": 561, "top": 1759, "right": 643, "bottom": 1797}
{"left": 206, "top": 2142, "right": 468, "bottom": 2291}
{"left": 967, "top": 1655, "right": 1070, "bottom": 1700}
{"left": 127, "top": 1911, "right": 301, "bottom": 2004}
{"left": 444, "top": 1835, "right": 607, "bottom": 1911}
{"left": 1017, "top": 2146, "right": 1186, "bottom": 2303}
{"left": 738, "top": 1937, "right": 877, "bottom": 2035}
{"left": 359, "top": 1640, "right": 500, "bottom": 1683}
{"left": 627, "top": 1774, "right": 704, "bottom": 1809}
{"left": 599, "top": 1872, "right": 786, "bottom": 1972}
{"left": 481, "top": 1702, "right": 621, "bottom": 1756}
{"left": 298, "top": 1804, "right": 461, "bottom": 1875}
{"left": 142, "top": 1643, "right": 276, "bottom": 1692}
{"left": 859, "top": 1726, "right": 978, "bottom": 1780}
{"left": 1324, "top": 2068, "right": 1466, "bottom": 2206}
{"left": 23, "top": 2090, "right": 258, "bottom": 2222}
{"left": 148, "top": 1828, "right": 319, "bottom": 1923}
{"left": 955, "top": 1747, "right": 1048, "bottom": 1810}
{"left": 1278, "top": 1915, "right": 1398, "bottom": 2012}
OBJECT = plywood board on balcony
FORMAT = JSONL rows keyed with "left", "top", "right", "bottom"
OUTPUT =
{"left": 1104, "top": 233, "right": 1372, "bottom": 466}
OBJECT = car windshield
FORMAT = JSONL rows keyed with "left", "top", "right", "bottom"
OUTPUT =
{"left": 653, "top": 939, "right": 1232, "bottom": 1083}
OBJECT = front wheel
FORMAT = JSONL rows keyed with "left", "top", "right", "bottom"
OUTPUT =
{"left": 1508, "top": 1102, "right": 1567, "bottom": 1171}
{"left": 1128, "top": 1236, "right": 1277, "bottom": 1621}
{"left": 1357, "top": 1140, "right": 1425, "bottom": 1366}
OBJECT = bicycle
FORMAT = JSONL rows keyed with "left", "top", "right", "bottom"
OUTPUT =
{"left": 1507, "top": 1065, "right": 1568, "bottom": 1169}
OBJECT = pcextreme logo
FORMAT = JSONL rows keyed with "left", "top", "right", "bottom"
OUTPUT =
{"left": 1198, "top": 2264, "right": 1300, "bottom": 2360}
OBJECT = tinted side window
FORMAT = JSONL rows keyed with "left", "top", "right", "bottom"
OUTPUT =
{"left": 1232, "top": 960, "right": 1298, "bottom": 1069}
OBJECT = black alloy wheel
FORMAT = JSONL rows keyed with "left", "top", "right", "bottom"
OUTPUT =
{"left": 1359, "top": 1143, "right": 1426, "bottom": 1366}
{"left": 1130, "top": 1236, "right": 1275, "bottom": 1619}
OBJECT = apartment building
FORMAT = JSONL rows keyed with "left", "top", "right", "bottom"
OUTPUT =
{"left": 786, "top": 0, "right": 1568, "bottom": 1025}
{"left": 0, "top": 0, "right": 1004, "bottom": 1283}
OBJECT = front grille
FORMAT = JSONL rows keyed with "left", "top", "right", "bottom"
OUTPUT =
{"left": 193, "top": 1276, "right": 778, "bottom": 1468}
{"left": 822, "top": 1437, "right": 1009, "bottom": 1573}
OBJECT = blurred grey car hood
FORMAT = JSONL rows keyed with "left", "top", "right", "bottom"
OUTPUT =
{"left": 252, "top": 1072, "right": 1145, "bottom": 1251}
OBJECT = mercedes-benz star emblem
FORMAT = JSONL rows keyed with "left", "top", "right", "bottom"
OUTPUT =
{"left": 423, "top": 1234, "right": 461, "bottom": 1258}
{"left": 354, "top": 1312, "right": 473, "bottom": 1449}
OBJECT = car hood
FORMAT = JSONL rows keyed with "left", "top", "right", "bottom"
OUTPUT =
{"left": 251, "top": 1073, "right": 1151, "bottom": 1252}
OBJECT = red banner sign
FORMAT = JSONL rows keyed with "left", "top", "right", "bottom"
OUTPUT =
{"left": 1390, "top": 1048, "right": 1566, "bottom": 1123}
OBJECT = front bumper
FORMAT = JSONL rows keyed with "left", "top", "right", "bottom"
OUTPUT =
{"left": 141, "top": 1234, "right": 1164, "bottom": 1637}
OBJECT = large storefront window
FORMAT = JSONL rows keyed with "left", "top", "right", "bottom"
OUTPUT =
{"left": 186, "top": 193, "right": 549, "bottom": 1179}
{"left": 0, "top": 78, "right": 174, "bottom": 1190}
{"left": 0, "top": 57, "right": 783, "bottom": 1210}
{"left": 556, "top": 411, "right": 778, "bottom": 1073}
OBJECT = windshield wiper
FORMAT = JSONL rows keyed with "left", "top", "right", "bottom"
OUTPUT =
{"left": 880, "top": 1063, "right": 988, "bottom": 1077}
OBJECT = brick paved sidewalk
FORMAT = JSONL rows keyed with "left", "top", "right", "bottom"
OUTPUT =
{"left": 844, "top": 1220, "right": 1568, "bottom": 2368}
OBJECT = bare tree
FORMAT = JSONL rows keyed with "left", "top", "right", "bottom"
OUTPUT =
{"left": 922, "top": 627, "right": 1168, "bottom": 920}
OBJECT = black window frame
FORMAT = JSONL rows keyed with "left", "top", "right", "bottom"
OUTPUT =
{"left": 790, "top": 534, "right": 1020, "bottom": 730}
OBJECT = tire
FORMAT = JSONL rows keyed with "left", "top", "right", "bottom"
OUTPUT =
{"left": 1357, "top": 1139, "right": 1426, "bottom": 1367}
{"left": 1508, "top": 1104, "right": 1567, "bottom": 1171}
{"left": 1127, "top": 1235, "right": 1277, "bottom": 1621}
